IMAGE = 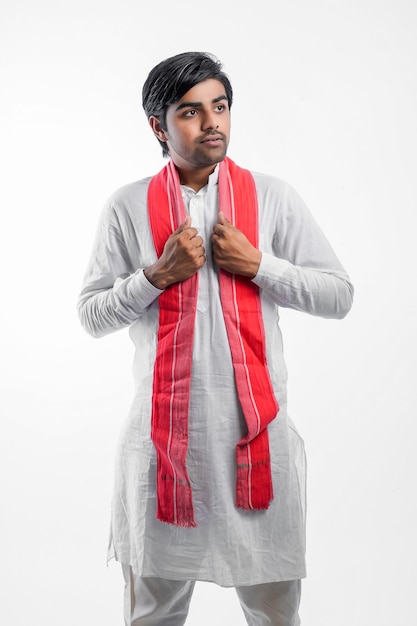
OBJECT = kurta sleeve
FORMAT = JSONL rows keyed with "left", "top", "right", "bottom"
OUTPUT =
{"left": 78, "top": 202, "right": 162, "bottom": 338}
{"left": 253, "top": 181, "right": 354, "bottom": 319}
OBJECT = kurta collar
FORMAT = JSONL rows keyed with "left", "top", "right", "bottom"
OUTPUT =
{"left": 180, "top": 164, "right": 219, "bottom": 197}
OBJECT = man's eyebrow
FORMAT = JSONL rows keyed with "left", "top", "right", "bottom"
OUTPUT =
{"left": 174, "top": 95, "right": 228, "bottom": 112}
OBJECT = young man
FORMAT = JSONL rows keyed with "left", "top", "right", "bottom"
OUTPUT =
{"left": 78, "top": 52, "right": 353, "bottom": 625}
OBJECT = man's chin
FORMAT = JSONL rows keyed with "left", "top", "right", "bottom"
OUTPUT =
{"left": 196, "top": 148, "right": 228, "bottom": 167}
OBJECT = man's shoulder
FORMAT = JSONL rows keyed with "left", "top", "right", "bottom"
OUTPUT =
{"left": 248, "top": 169, "right": 293, "bottom": 203}
{"left": 96, "top": 176, "right": 154, "bottom": 228}
{"left": 106, "top": 176, "right": 153, "bottom": 207}
{"left": 250, "top": 169, "right": 289, "bottom": 190}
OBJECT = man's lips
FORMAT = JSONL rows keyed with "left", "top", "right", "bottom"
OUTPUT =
{"left": 200, "top": 133, "right": 224, "bottom": 144}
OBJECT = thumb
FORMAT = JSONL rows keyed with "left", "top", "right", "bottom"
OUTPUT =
{"left": 175, "top": 215, "right": 192, "bottom": 233}
{"left": 218, "top": 211, "right": 231, "bottom": 226}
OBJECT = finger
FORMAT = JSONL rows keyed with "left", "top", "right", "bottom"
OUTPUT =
{"left": 188, "top": 228, "right": 201, "bottom": 240}
{"left": 193, "top": 235, "right": 204, "bottom": 247}
{"left": 212, "top": 223, "right": 225, "bottom": 236}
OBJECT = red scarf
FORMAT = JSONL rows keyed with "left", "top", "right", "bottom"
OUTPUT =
{"left": 148, "top": 157, "right": 279, "bottom": 527}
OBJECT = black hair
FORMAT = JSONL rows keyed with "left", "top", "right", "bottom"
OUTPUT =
{"left": 142, "top": 51, "right": 233, "bottom": 157}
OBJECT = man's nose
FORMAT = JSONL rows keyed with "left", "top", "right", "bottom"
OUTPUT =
{"left": 201, "top": 112, "right": 218, "bottom": 131}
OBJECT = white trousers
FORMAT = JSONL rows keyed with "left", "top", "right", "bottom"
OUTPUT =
{"left": 122, "top": 565, "right": 301, "bottom": 626}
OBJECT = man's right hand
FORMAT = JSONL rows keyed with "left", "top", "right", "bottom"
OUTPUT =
{"left": 144, "top": 216, "right": 206, "bottom": 289}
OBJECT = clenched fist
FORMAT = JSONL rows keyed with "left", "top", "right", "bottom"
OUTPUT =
{"left": 211, "top": 212, "right": 261, "bottom": 277}
{"left": 145, "top": 216, "right": 206, "bottom": 289}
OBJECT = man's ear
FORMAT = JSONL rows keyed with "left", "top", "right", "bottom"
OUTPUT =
{"left": 149, "top": 116, "right": 168, "bottom": 143}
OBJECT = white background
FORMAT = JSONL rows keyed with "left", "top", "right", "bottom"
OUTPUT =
{"left": 1, "top": 0, "right": 416, "bottom": 624}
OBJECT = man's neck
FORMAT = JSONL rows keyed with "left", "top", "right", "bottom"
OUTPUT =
{"left": 174, "top": 163, "right": 217, "bottom": 192}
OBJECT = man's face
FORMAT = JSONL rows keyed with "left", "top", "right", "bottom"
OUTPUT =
{"left": 158, "top": 78, "right": 230, "bottom": 170}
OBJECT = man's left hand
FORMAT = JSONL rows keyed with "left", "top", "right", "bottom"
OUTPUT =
{"left": 211, "top": 212, "right": 261, "bottom": 278}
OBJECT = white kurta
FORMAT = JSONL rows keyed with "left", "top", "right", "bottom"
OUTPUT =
{"left": 78, "top": 165, "right": 353, "bottom": 587}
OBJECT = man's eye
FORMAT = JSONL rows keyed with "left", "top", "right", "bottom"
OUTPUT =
{"left": 184, "top": 109, "right": 198, "bottom": 117}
